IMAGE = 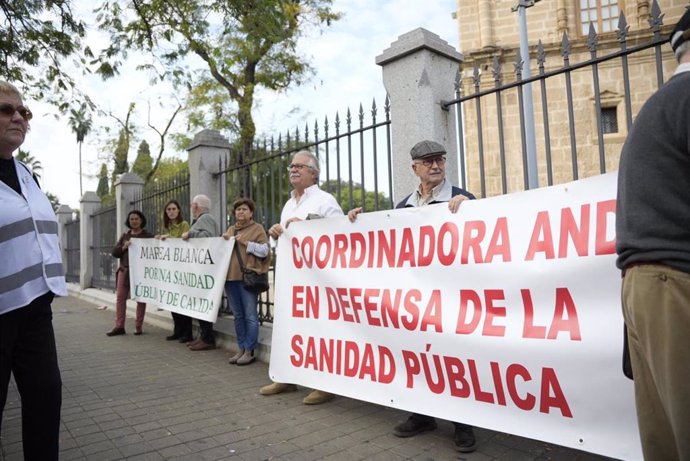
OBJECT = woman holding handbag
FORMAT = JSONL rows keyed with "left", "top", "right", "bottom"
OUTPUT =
{"left": 107, "top": 210, "right": 154, "bottom": 336}
{"left": 222, "top": 198, "right": 271, "bottom": 365}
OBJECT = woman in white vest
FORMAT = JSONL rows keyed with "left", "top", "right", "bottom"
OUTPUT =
{"left": 0, "top": 81, "right": 67, "bottom": 461}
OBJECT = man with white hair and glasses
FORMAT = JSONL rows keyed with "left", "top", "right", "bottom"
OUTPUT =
{"left": 259, "top": 150, "right": 344, "bottom": 405}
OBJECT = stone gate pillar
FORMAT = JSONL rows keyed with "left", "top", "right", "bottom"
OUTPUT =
{"left": 376, "top": 28, "right": 464, "bottom": 204}
{"left": 79, "top": 192, "right": 100, "bottom": 290}
{"left": 187, "top": 129, "right": 230, "bottom": 227}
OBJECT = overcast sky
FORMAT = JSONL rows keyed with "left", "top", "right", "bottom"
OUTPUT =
{"left": 22, "top": 0, "right": 459, "bottom": 209}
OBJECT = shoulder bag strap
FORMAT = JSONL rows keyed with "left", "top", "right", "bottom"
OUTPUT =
{"left": 232, "top": 228, "right": 246, "bottom": 271}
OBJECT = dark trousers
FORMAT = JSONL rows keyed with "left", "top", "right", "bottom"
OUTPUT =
{"left": 198, "top": 319, "right": 215, "bottom": 344}
{"left": 410, "top": 413, "right": 472, "bottom": 432}
{"left": 0, "top": 292, "right": 62, "bottom": 461}
{"left": 172, "top": 312, "right": 192, "bottom": 338}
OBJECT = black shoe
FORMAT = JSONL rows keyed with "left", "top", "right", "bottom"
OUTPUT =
{"left": 106, "top": 327, "right": 126, "bottom": 337}
{"left": 393, "top": 415, "right": 437, "bottom": 438}
{"left": 454, "top": 424, "right": 477, "bottom": 453}
{"left": 178, "top": 335, "right": 193, "bottom": 343}
{"left": 166, "top": 334, "right": 180, "bottom": 341}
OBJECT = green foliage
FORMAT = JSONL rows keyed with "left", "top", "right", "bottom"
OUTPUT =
{"left": 0, "top": 0, "right": 91, "bottom": 111}
{"left": 322, "top": 180, "right": 391, "bottom": 213}
{"left": 132, "top": 140, "right": 153, "bottom": 179}
{"left": 148, "top": 157, "right": 187, "bottom": 183}
{"left": 112, "top": 130, "right": 129, "bottom": 184}
{"left": 68, "top": 102, "right": 92, "bottom": 195}
{"left": 45, "top": 191, "right": 61, "bottom": 211}
{"left": 96, "top": 163, "right": 110, "bottom": 199}
{"left": 95, "top": 0, "right": 341, "bottom": 185}
{"left": 68, "top": 103, "right": 92, "bottom": 143}
{"left": 15, "top": 149, "right": 42, "bottom": 179}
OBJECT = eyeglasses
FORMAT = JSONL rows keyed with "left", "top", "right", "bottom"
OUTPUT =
{"left": 0, "top": 103, "right": 32, "bottom": 121}
{"left": 417, "top": 156, "right": 446, "bottom": 167}
{"left": 287, "top": 163, "right": 315, "bottom": 172}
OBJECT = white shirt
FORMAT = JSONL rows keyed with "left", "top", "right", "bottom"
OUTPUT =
{"left": 274, "top": 184, "right": 343, "bottom": 251}
{"left": 279, "top": 184, "right": 344, "bottom": 226}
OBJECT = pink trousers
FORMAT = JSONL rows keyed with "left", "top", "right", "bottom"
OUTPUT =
{"left": 114, "top": 269, "right": 146, "bottom": 330}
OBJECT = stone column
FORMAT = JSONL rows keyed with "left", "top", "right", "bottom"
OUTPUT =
{"left": 376, "top": 28, "right": 464, "bottom": 204}
{"left": 187, "top": 129, "right": 231, "bottom": 227}
{"left": 479, "top": 0, "right": 495, "bottom": 48}
{"left": 80, "top": 192, "right": 100, "bottom": 290}
{"left": 557, "top": 0, "right": 568, "bottom": 36}
{"left": 114, "top": 172, "right": 145, "bottom": 238}
{"left": 56, "top": 204, "right": 73, "bottom": 268}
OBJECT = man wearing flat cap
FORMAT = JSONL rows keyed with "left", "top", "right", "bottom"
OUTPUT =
{"left": 348, "top": 140, "right": 477, "bottom": 452}
{"left": 616, "top": 7, "right": 690, "bottom": 460}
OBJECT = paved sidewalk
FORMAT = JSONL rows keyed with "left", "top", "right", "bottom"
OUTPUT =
{"left": 1, "top": 295, "right": 613, "bottom": 461}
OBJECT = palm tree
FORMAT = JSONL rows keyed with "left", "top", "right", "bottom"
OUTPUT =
{"left": 68, "top": 103, "right": 92, "bottom": 197}
{"left": 15, "top": 149, "right": 43, "bottom": 179}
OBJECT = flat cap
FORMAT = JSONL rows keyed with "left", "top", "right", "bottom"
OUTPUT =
{"left": 670, "top": 7, "right": 690, "bottom": 59}
{"left": 410, "top": 140, "right": 446, "bottom": 160}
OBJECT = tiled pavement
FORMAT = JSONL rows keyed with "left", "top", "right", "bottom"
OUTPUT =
{"left": 0, "top": 295, "right": 614, "bottom": 461}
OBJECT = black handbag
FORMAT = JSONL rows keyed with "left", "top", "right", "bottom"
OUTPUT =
{"left": 232, "top": 232, "right": 269, "bottom": 294}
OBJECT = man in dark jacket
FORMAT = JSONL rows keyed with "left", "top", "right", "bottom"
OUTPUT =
{"left": 348, "top": 140, "right": 477, "bottom": 453}
{"left": 182, "top": 194, "right": 220, "bottom": 351}
{"left": 615, "top": 9, "right": 690, "bottom": 460}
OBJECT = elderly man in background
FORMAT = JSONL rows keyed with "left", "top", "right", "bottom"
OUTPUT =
{"left": 182, "top": 194, "right": 220, "bottom": 351}
{"left": 259, "top": 150, "right": 344, "bottom": 405}
{"left": 0, "top": 81, "right": 67, "bottom": 461}
{"left": 616, "top": 9, "right": 690, "bottom": 460}
{"left": 349, "top": 140, "right": 477, "bottom": 453}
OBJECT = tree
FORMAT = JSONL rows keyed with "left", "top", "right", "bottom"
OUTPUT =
{"left": 111, "top": 131, "right": 129, "bottom": 189}
{"left": 0, "top": 1, "right": 90, "bottom": 111}
{"left": 15, "top": 149, "right": 43, "bottom": 179}
{"left": 45, "top": 191, "right": 61, "bottom": 211}
{"left": 96, "top": 163, "right": 110, "bottom": 199}
{"left": 322, "top": 180, "right": 390, "bottom": 213}
{"left": 68, "top": 103, "right": 92, "bottom": 197}
{"left": 95, "top": 0, "right": 340, "bottom": 195}
{"left": 132, "top": 140, "right": 153, "bottom": 179}
{"left": 146, "top": 102, "right": 183, "bottom": 182}
{"left": 149, "top": 157, "right": 187, "bottom": 183}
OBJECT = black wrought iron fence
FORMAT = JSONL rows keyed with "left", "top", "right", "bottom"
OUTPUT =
{"left": 64, "top": 217, "right": 80, "bottom": 283}
{"left": 91, "top": 205, "right": 118, "bottom": 290}
{"left": 444, "top": 5, "right": 672, "bottom": 198}
{"left": 131, "top": 171, "right": 191, "bottom": 234}
{"left": 218, "top": 97, "right": 393, "bottom": 323}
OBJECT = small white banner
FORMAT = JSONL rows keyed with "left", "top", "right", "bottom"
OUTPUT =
{"left": 129, "top": 237, "right": 233, "bottom": 323}
{"left": 269, "top": 172, "right": 642, "bottom": 460}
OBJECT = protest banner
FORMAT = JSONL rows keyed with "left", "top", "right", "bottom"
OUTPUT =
{"left": 129, "top": 237, "right": 233, "bottom": 323}
{"left": 269, "top": 172, "right": 642, "bottom": 460}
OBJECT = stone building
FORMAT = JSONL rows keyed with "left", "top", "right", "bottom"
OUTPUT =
{"left": 454, "top": 0, "right": 689, "bottom": 197}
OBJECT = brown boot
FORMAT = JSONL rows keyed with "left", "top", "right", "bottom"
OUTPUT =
{"left": 303, "top": 390, "right": 335, "bottom": 405}
{"left": 106, "top": 327, "right": 125, "bottom": 337}
{"left": 259, "top": 382, "right": 298, "bottom": 395}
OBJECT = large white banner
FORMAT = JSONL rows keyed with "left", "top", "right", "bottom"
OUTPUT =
{"left": 270, "top": 173, "right": 641, "bottom": 460}
{"left": 129, "top": 237, "right": 233, "bottom": 322}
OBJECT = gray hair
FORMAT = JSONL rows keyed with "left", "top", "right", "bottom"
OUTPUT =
{"left": 0, "top": 81, "right": 22, "bottom": 99}
{"left": 292, "top": 150, "right": 320, "bottom": 179}
{"left": 192, "top": 194, "right": 211, "bottom": 211}
{"left": 675, "top": 40, "right": 690, "bottom": 62}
